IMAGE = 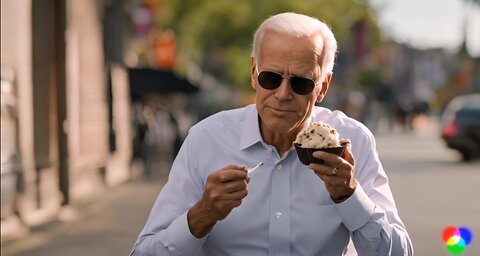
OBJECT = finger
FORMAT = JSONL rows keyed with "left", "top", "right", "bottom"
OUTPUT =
{"left": 340, "top": 139, "right": 351, "bottom": 148}
{"left": 208, "top": 165, "right": 243, "bottom": 183}
{"left": 309, "top": 163, "right": 337, "bottom": 177}
{"left": 229, "top": 199, "right": 243, "bottom": 208}
{"left": 227, "top": 164, "right": 248, "bottom": 171}
{"left": 318, "top": 175, "right": 351, "bottom": 193}
{"left": 318, "top": 173, "right": 342, "bottom": 184}
{"left": 340, "top": 139, "right": 355, "bottom": 165}
{"left": 223, "top": 179, "right": 248, "bottom": 193}
{"left": 311, "top": 150, "right": 343, "bottom": 166}
{"left": 309, "top": 160, "right": 350, "bottom": 177}
{"left": 213, "top": 198, "right": 243, "bottom": 211}
{"left": 216, "top": 168, "right": 248, "bottom": 183}
{"left": 226, "top": 188, "right": 248, "bottom": 200}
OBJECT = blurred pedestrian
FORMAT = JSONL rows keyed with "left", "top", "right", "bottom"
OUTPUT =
{"left": 131, "top": 102, "right": 148, "bottom": 168}
{"left": 369, "top": 74, "right": 396, "bottom": 134}
{"left": 140, "top": 104, "right": 157, "bottom": 178}
{"left": 131, "top": 12, "right": 413, "bottom": 255}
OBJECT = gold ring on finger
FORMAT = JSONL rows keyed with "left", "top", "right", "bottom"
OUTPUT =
{"left": 332, "top": 167, "right": 338, "bottom": 176}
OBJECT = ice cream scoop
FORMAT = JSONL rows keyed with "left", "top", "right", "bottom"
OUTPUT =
{"left": 293, "top": 121, "right": 345, "bottom": 165}
{"left": 293, "top": 121, "right": 341, "bottom": 148}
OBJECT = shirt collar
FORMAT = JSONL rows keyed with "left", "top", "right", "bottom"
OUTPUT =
{"left": 239, "top": 105, "right": 263, "bottom": 150}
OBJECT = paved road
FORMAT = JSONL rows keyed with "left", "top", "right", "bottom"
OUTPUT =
{"left": 2, "top": 120, "right": 479, "bottom": 256}
{"left": 376, "top": 125, "right": 480, "bottom": 256}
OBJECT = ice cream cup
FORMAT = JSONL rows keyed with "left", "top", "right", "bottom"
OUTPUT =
{"left": 294, "top": 143, "right": 345, "bottom": 165}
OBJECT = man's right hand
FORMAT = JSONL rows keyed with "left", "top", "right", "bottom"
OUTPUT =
{"left": 187, "top": 164, "right": 250, "bottom": 238}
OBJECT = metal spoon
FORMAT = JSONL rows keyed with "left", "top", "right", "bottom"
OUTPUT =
{"left": 248, "top": 162, "right": 264, "bottom": 174}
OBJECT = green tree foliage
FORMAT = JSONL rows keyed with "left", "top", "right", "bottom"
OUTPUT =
{"left": 159, "top": 0, "right": 381, "bottom": 90}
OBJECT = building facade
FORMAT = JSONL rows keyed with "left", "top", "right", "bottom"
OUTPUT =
{"left": 1, "top": 0, "right": 132, "bottom": 236}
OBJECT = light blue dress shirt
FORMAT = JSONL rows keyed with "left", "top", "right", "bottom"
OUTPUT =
{"left": 131, "top": 104, "right": 413, "bottom": 256}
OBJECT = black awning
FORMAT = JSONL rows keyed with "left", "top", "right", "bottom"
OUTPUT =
{"left": 128, "top": 68, "right": 199, "bottom": 97}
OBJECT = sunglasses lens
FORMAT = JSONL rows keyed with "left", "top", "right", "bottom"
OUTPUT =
{"left": 258, "top": 71, "right": 283, "bottom": 90}
{"left": 290, "top": 77, "right": 315, "bottom": 95}
{"left": 257, "top": 71, "right": 315, "bottom": 95}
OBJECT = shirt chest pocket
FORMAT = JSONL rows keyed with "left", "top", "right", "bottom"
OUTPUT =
{"left": 291, "top": 204, "right": 350, "bottom": 255}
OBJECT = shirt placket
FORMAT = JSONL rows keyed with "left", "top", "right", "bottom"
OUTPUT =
{"left": 268, "top": 159, "right": 291, "bottom": 256}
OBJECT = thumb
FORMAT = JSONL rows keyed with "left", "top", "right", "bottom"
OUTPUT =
{"left": 340, "top": 139, "right": 354, "bottom": 166}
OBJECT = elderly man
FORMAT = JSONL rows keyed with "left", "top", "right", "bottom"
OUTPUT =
{"left": 131, "top": 12, "right": 413, "bottom": 256}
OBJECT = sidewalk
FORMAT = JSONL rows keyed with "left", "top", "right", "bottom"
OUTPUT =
{"left": 1, "top": 177, "right": 166, "bottom": 256}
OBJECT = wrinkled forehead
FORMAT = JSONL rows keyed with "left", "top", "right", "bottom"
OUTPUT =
{"left": 257, "top": 31, "right": 323, "bottom": 73}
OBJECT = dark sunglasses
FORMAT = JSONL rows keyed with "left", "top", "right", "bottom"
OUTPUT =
{"left": 257, "top": 70, "right": 317, "bottom": 95}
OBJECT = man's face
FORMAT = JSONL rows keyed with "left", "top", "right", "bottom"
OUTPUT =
{"left": 251, "top": 30, "right": 330, "bottom": 136}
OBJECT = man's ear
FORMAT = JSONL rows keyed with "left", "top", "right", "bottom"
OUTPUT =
{"left": 251, "top": 57, "right": 257, "bottom": 90}
{"left": 316, "top": 73, "right": 333, "bottom": 102}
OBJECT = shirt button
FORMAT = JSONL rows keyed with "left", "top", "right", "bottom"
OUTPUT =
{"left": 276, "top": 164, "right": 282, "bottom": 170}
{"left": 274, "top": 212, "right": 282, "bottom": 219}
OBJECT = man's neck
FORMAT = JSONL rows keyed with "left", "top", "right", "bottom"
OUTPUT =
{"left": 260, "top": 124, "right": 299, "bottom": 158}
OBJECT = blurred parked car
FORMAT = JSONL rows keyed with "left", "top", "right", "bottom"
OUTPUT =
{"left": 441, "top": 94, "right": 480, "bottom": 161}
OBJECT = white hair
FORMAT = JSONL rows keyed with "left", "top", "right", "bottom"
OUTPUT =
{"left": 252, "top": 12, "right": 337, "bottom": 79}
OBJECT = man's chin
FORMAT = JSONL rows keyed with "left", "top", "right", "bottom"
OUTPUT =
{"left": 262, "top": 117, "right": 302, "bottom": 133}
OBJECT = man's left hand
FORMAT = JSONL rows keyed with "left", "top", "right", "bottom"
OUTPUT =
{"left": 308, "top": 139, "right": 356, "bottom": 203}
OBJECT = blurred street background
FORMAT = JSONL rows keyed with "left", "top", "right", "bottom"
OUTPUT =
{"left": 2, "top": 121, "right": 479, "bottom": 256}
{"left": 1, "top": 0, "right": 480, "bottom": 255}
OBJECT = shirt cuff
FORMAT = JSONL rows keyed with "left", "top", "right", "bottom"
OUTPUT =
{"left": 334, "top": 184, "right": 375, "bottom": 231}
{"left": 167, "top": 211, "right": 206, "bottom": 255}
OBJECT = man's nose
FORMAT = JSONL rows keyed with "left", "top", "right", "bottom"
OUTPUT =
{"left": 275, "top": 78, "right": 292, "bottom": 100}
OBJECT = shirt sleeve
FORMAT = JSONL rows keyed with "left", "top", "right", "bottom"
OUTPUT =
{"left": 334, "top": 131, "right": 414, "bottom": 256}
{"left": 130, "top": 131, "right": 207, "bottom": 256}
